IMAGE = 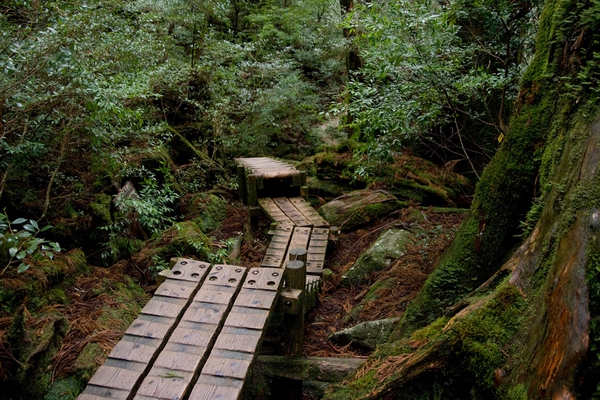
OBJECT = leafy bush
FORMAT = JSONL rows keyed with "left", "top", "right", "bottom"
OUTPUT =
{"left": 0, "top": 213, "right": 61, "bottom": 275}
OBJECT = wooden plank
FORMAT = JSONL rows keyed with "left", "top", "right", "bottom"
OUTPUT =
{"left": 165, "top": 259, "right": 211, "bottom": 282}
{"left": 134, "top": 368, "right": 194, "bottom": 399}
{"left": 204, "top": 265, "right": 246, "bottom": 287}
{"left": 258, "top": 197, "right": 293, "bottom": 225}
{"left": 284, "top": 227, "right": 312, "bottom": 263}
{"left": 212, "top": 326, "right": 262, "bottom": 353}
{"left": 288, "top": 197, "right": 329, "bottom": 227}
{"left": 125, "top": 315, "right": 175, "bottom": 339}
{"left": 169, "top": 321, "right": 217, "bottom": 347}
{"left": 134, "top": 264, "right": 247, "bottom": 400}
{"left": 140, "top": 296, "right": 188, "bottom": 318}
{"left": 224, "top": 306, "right": 270, "bottom": 330}
{"left": 153, "top": 280, "right": 198, "bottom": 299}
{"left": 261, "top": 226, "right": 293, "bottom": 268}
{"left": 108, "top": 336, "right": 162, "bottom": 364}
{"left": 273, "top": 197, "right": 312, "bottom": 227}
{"left": 233, "top": 291, "right": 278, "bottom": 309}
{"left": 201, "top": 349, "right": 254, "bottom": 379}
{"left": 78, "top": 385, "right": 130, "bottom": 400}
{"left": 188, "top": 375, "right": 243, "bottom": 400}
{"left": 243, "top": 268, "right": 282, "bottom": 290}
{"left": 307, "top": 227, "right": 329, "bottom": 275}
{"left": 87, "top": 365, "right": 144, "bottom": 392}
{"left": 182, "top": 302, "right": 229, "bottom": 325}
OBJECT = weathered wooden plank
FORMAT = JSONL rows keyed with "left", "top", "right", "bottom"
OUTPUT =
{"left": 201, "top": 349, "right": 254, "bottom": 379}
{"left": 204, "top": 265, "right": 246, "bottom": 287}
{"left": 140, "top": 296, "right": 188, "bottom": 318}
{"left": 87, "top": 365, "right": 144, "bottom": 392}
{"left": 224, "top": 306, "right": 270, "bottom": 330}
{"left": 182, "top": 302, "right": 229, "bottom": 325}
{"left": 194, "top": 286, "right": 238, "bottom": 304}
{"left": 108, "top": 336, "right": 162, "bottom": 364}
{"left": 233, "top": 291, "right": 278, "bottom": 309}
{"left": 153, "top": 280, "right": 198, "bottom": 299}
{"left": 288, "top": 197, "right": 329, "bottom": 227}
{"left": 125, "top": 315, "right": 175, "bottom": 339}
{"left": 188, "top": 375, "right": 243, "bottom": 400}
{"left": 78, "top": 385, "right": 130, "bottom": 400}
{"left": 213, "top": 326, "right": 262, "bottom": 353}
{"left": 273, "top": 197, "right": 312, "bottom": 227}
{"left": 134, "top": 264, "right": 246, "bottom": 400}
{"left": 243, "top": 268, "right": 282, "bottom": 290}
{"left": 258, "top": 197, "right": 293, "bottom": 225}
{"left": 261, "top": 226, "right": 293, "bottom": 268}
{"left": 134, "top": 368, "right": 194, "bottom": 399}
{"left": 152, "top": 343, "right": 207, "bottom": 371}
{"left": 168, "top": 321, "right": 217, "bottom": 347}
{"left": 284, "top": 227, "right": 312, "bottom": 263}
{"left": 306, "top": 227, "right": 329, "bottom": 275}
{"left": 165, "top": 259, "right": 211, "bottom": 282}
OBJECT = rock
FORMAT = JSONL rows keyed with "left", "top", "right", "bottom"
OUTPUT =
{"left": 319, "top": 189, "right": 401, "bottom": 229}
{"left": 342, "top": 229, "right": 415, "bottom": 285}
{"left": 184, "top": 192, "right": 228, "bottom": 233}
{"left": 330, "top": 318, "right": 400, "bottom": 349}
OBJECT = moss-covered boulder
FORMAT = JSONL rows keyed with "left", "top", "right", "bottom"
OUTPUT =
{"left": 330, "top": 317, "right": 400, "bottom": 350}
{"left": 184, "top": 193, "right": 228, "bottom": 233}
{"left": 154, "top": 220, "right": 212, "bottom": 261}
{"left": 342, "top": 229, "right": 415, "bottom": 285}
{"left": 342, "top": 277, "right": 397, "bottom": 323}
{"left": 319, "top": 189, "right": 402, "bottom": 230}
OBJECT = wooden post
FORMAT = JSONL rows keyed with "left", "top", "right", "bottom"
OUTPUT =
{"left": 284, "top": 260, "right": 306, "bottom": 356}
{"left": 247, "top": 174, "right": 258, "bottom": 206}
{"left": 288, "top": 247, "right": 308, "bottom": 265}
{"left": 328, "top": 226, "right": 340, "bottom": 251}
{"left": 237, "top": 165, "right": 247, "bottom": 204}
{"left": 283, "top": 259, "right": 306, "bottom": 400}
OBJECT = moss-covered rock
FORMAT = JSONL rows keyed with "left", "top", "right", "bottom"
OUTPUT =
{"left": 319, "top": 189, "right": 402, "bottom": 230}
{"left": 330, "top": 317, "right": 400, "bottom": 350}
{"left": 342, "top": 229, "right": 415, "bottom": 285}
{"left": 184, "top": 193, "right": 228, "bottom": 233}
{"left": 154, "top": 220, "right": 212, "bottom": 261}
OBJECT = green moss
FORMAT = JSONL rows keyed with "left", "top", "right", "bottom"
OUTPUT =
{"left": 74, "top": 343, "right": 105, "bottom": 381}
{"left": 155, "top": 220, "right": 212, "bottom": 261}
{"left": 410, "top": 316, "right": 449, "bottom": 342}
{"left": 89, "top": 193, "right": 113, "bottom": 224}
{"left": 324, "top": 369, "right": 379, "bottom": 400}
{"left": 187, "top": 193, "right": 228, "bottom": 233}
{"left": 44, "top": 376, "right": 84, "bottom": 400}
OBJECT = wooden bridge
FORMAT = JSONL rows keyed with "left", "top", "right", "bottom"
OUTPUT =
{"left": 78, "top": 158, "right": 333, "bottom": 400}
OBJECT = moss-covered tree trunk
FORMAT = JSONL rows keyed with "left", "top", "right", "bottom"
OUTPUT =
{"left": 324, "top": 0, "right": 600, "bottom": 397}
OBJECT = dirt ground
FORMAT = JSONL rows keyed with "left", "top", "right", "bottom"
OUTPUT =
{"left": 303, "top": 207, "right": 465, "bottom": 358}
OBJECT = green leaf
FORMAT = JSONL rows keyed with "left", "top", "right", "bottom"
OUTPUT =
{"left": 29, "top": 219, "right": 39, "bottom": 230}
{"left": 9, "top": 247, "right": 18, "bottom": 257}
{"left": 23, "top": 224, "right": 36, "bottom": 233}
{"left": 18, "top": 231, "right": 32, "bottom": 238}
{"left": 40, "top": 225, "right": 53, "bottom": 232}
{"left": 11, "top": 218, "right": 27, "bottom": 224}
{"left": 16, "top": 251, "right": 27, "bottom": 260}
{"left": 17, "top": 263, "right": 30, "bottom": 273}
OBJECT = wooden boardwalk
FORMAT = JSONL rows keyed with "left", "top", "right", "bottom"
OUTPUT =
{"left": 80, "top": 157, "right": 329, "bottom": 400}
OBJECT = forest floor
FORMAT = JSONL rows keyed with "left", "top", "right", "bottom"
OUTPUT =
{"left": 215, "top": 201, "right": 466, "bottom": 359}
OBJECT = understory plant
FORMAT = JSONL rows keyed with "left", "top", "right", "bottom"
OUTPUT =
{"left": 0, "top": 213, "right": 61, "bottom": 275}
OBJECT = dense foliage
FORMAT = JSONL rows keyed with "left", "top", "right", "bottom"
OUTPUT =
{"left": 336, "top": 0, "right": 540, "bottom": 175}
